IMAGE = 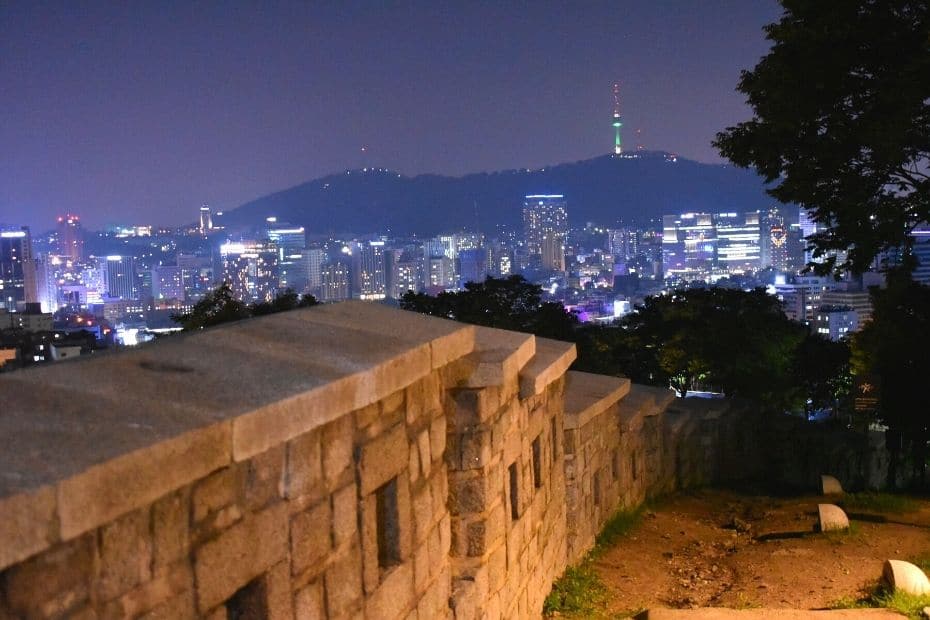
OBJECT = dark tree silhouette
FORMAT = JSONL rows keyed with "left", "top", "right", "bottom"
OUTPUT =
{"left": 172, "top": 284, "right": 319, "bottom": 330}
{"left": 715, "top": 0, "right": 930, "bottom": 275}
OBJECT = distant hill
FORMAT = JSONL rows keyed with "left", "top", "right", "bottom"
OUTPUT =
{"left": 221, "top": 151, "right": 775, "bottom": 235}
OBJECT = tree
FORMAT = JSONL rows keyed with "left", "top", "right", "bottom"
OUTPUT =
{"left": 852, "top": 272, "right": 930, "bottom": 487}
{"left": 400, "top": 275, "right": 578, "bottom": 340}
{"left": 714, "top": 0, "right": 930, "bottom": 275}
{"left": 172, "top": 284, "right": 319, "bottom": 330}
{"left": 791, "top": 332, "right": 851, "bottom": 418}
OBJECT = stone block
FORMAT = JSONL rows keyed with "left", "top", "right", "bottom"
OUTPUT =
{"left": 413, "top": 539, "right": 430, "bottom": 590}
{"left": 448, "top": 473, "right": 488, "bottom": 516}
{"left": 291, "top": 500, "right": 332, "bottom": 575}
{"left": 3, "top": 532, "right": 96, "bottom": 618}
{"left": 817, "top": 503, "right": 849, "bottom": 532}
{"left": 429, "top": 415, "right": 447, "bottom": 464}
{"left": 488, "top": 543, "right": 507, "bottom": 593}
{"left": 412, "top": 484, "right": 433, "bottom": 544}
{"left": 360, "top": 494, "right": 380, "bottom": 595}
{"left": 359, "top": 424, "right": 408, "bottom": 495}
{"left": 263, "top": 560, "right": 294, "bottom": 620}
{"left": 244, "top": 445, "right": 286, "bottom": 511}
{"left": 450, "top": 579, "right": 477, "bottom": 620}
{"left": 294, "top": 580, "right": 325, "bottom": 619}
{"left": 193, "top": 501, "right": 289, "bottom": 613}
{"left": 0, "top": 484, "right": 56, "bottom": 572}
{"left": 58, "top": 422, "right": 231, "bottom": 541}
{"left": 104, "top": 561, "right": 193, "bottom": 618}
{"left": 884, "top": 559, "right": 930, "bottom": 596}
{"left": 365, "top": 563, "right": 414, "bottom": 619}
{"left": 332, "top": 483, "right": 359, "bottom": 548}
{"left": 417, "top": 430, "right": 432, "bottom": 478}
{"left": 457, "top": 430, "right": 492, "bottom": 471}
{"left": 137, "top": 586, "right": 198, "bottom": 620}
{"left": 97, "top": 507, "right": 153, "bottom": 600}
{"left": 152, "top": 487, "right": 190, "bottom": 569}
{"left": 821, "top": 474, "right": 844, "bottom": 495}
{"left": 324, "top": 544, "right": 363, "bottom": 617}
{"left": 192, "top": 465, "right": 242, "bottom": 524}
{"left": 285, "top": 428, "right": 323, "bottom": 504}
{"left": 322, "top": 415, "right": 355, "bottom": 492}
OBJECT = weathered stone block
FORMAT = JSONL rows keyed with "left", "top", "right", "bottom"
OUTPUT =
{"left": 332, "top": 483, "right": 358, "bottom": 548}
{"left": 193, "top": 501, "right": 289, "bottom": 613}
{"left": 244, "top": 445, "right": 286, "bottom": 511}
{"left": 192, "top": 465, "right": 242, "bottom": 523}
{"left": 417, "top": 430, "right": 432, "bottom": 478}
{"left": 322, "top": 415, "right": 355, "bottom": 492}
{"left": 104, "top": 561, "right": 193, "bottom": 618}
{"left": 291, "top": 500, "right": 332, "bottom": 576}
{"left": 137, "top": 585, "right": 197, "bottom": 620}
{"left": 263, "top": 560, "right": 294, "bottom": 620}
{"left": 449, "top": 473, "right": 488, "bottom": 516}
{"left": 359, "top": 424, "right": 408, "bottom": 495}
{"left": 0, "top": 484, "right": 56, "bottom": 572}
{"left": 97, "top": 507, "right": 153, "bottom": 601}
{"left": 366, "top": 563, "right": 414, "bottom": 619}
{"left": 285, "top": 428, "right": 323, "bottom": 505}
{"left": 3, "top": 532, "right": 96, "bottom": 618}
{"left": 294, "top": 580, "right": 325, "bottom": 619}
{"left": 324, "top": 543, "right": 363, "bottom": 617}
{"left": 429, "top": 415, "right": 446, "bottom": 463}
{"left": 152, "top": 487, "right": 190, "bottom": 569}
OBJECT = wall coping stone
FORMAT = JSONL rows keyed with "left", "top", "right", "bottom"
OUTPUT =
{"left": 618, "top": 385, "right": 676, "bottom": 431}
{"left": 518, "top": 338, "right": 577, "bottom": 398}
{"left": 563, "top": 371, "right": 631, "bottom": 430}
{"left": 463, "top": 327, "right": 535, "bottom": 388}
{"left": 0, "top": 302, "right": 474, "bottom": 571}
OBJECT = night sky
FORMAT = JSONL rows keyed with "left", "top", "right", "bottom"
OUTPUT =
{"left": 1, "top": 1, "right": 781, "bottom": 231}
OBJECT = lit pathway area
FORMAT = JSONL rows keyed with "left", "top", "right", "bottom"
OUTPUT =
{"left": 583, "top": 489, "right": 930, "bottom": 618}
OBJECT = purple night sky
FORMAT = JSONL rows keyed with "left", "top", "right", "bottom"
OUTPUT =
{"left": 1, "top": 1, "right": 781, "bottom": 231}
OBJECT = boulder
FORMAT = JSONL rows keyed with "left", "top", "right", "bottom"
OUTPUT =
{"left": 817, "top": 504, "right": 849, "bottom": 532}
{"left": 883, "top": 559, "right": 930, "bottom": 596}
{"left": 821, "top": 475, "right": 844, "bottom": 495}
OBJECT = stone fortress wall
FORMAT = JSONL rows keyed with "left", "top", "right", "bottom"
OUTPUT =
{"left": 0, "top": 302, "right": 829, "bottom": 619}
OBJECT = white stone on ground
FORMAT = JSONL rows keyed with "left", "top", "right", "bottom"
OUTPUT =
{"left": 883, "top": 559, "right": 930, "bottom": 596}
{"left": 817, "top": 503, "right": 849, "bottom": 532}
{"left": 821, "top": 474, "right": 844, "bottom": 495}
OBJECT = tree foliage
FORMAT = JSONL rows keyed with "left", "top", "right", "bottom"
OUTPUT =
{"left": 714, "top": 0, "right": 930, "bottom": 275}
{"left": 852, "top": 272, "right": 930, "bottom": 486}
{"left": 172, "top": 283, "right": 319, "bottom": 330}
{"left": 400, "top": 275, "right": 578, "bottom": 340}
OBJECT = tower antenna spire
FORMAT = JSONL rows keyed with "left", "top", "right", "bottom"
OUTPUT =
{"left": 612, "top": 82, "right": 623, "bottom": 155}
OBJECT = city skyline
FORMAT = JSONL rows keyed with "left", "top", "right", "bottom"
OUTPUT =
{"left": 1, "top": 2, "right": 781, "bottom": 231}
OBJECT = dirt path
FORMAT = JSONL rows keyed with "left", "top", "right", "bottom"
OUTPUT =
{"left": 593, "top": 489, "right": 930, "bottom": 616}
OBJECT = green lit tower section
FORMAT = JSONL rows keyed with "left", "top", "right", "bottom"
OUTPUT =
{"left": 612, "top": 82, "right": 623, "bottom": 155}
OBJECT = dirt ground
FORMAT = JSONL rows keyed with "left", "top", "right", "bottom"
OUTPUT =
{"left": 593, "top": 489, "right": 930, "bottom": 616}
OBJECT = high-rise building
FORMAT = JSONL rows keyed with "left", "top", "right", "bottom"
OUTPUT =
{"left": 662, "top": 213, "right": 717, "bottom": 278}
{"left": 104, "top": 256, "right": 138, "bottom": 300}
{"left": 220, "top": 240, "right": 279, "bottom": 302}
{"left": 267, "top": 222, "right": 307, "bottom": 291}
{"left": 458, "top": 248, "right": 489, "bottom": 286}
{"left": 0, "top": 227, "right": 33, "bottom": 311}
{"left": 912, "top": 224, "right": 930, "bottom": 285}
{"left": 523, "top": 195, "right": 568, "bottom": 272}
{"left": 760, "top": 208, "right": 789, "bottom": 271}
{"left": 387, "top": 249, "right": 420, "bottom": 300}
{"left": 354, "top": 240, "right": 386, "bottom": 300}
{"left": 320, "top": 262, "right": 350, "bottom": 302}
{"left": 814, "top": 305, "right": 858, "bottom": 341}
{"left": 199, "top": 205, "right": 213, "bottom": 234}
{"left": 716, "top": 211, "right": 761, "bottom": 273}
{"left": 606, "top": 228, "right": 639, "bottom": 261}
{"left": 302, "top": 247, "right": 325, "bottom": 294}
{"left": 30, "top": 257, "right": 57, "bottom": 313}
{"left": 152, "top": 265, "right": 184, "bottom": 302}
{"left": 425, "top": 256, "right": 455, "bottom": 290}
{"left": 56, "top": 214, "right": 84, "bottom": 263}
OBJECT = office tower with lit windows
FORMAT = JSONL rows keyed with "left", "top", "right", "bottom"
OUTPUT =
{"left": 662, "top": 213, "right": 717, "bottom": 278}
{"left": 302, "top": 247, "right": 325, "bottom": 294}
{"left": 0, "top": 227, "right": 33, "bottom": 310}
{"left": 103, "top": 256, "right": 139, "bottom": 300}
{"left": 760, "top": 208, "right": 789, "bottom": 271}
{"left": 56, "top": 214, "right": 84, "bottom": 263}
{"left": 716, "top": 211, "right": 761, "bottom": 273}
{"left": 320, "top": 262, "right": 350, "bottom": 302}
{"left": 220, "top": 240, "right": 279, "bottom": 302}
{"left": 152, "top": 265, "right": 184, "bottom": 302}
{"left": 266, "top": 220, "right": 307, "bottom": 291}
{"left": 387, "top": 249, "right": 420, "bottom": 299}
{"left": 523, "top": 194, "right": 568, "bottom": 272}
{"left": 354, "top": 240, "right": 386, "bottom": 300}
{"left": 199, "top": 205, "right": 213, "bottom": 233}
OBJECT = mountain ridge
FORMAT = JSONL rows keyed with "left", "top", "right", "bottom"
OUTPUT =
{"left": 221, "top": 151, "right": 775, "bottom": 235}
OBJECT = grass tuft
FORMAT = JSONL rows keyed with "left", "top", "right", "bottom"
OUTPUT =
{"left": 543, "top": 563, "right": 609, "bottom": 617}
{"left": 832, "top": 584, "right": 930, "bottom": 619}
{"left": 840, "top": 492, "right": 919, "bottom": 514}
{"left": 544, "top": 506, "right": 645, "bottom": 617}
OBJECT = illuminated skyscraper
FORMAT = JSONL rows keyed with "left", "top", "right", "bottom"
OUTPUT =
{"left": 523, "top": 195, "right": 568, "bottom": 272}
{"left": 56, "top": 214, "right": 84, "bottom": 263}
{"left": 320, "top": 262, "right": 350, "bottom": 302}
{"left": 760, "top": 208, "right": 789, "bottom": 271}
{"left": 662, "top": 213, "right": 716, "bottom": 278}
{"left": 103, "top": 256, "right": 138, "bottom": 300}
{"left": 220, "top": 240, "right": 279, "bottom": 302}
{"left": 716, "top": 211, "right": 761, "bottom": 272}
{"left": 199, "top": 205, "right": 213, "bottom": 234}
{"left": 354, "top": 240, "right": 386, "bottom": 300}
{"left": 266, "top": 221, "right": 307, "bottom": 291}
{"left": 0, "top": 227, "right": 33, "bottom": 310}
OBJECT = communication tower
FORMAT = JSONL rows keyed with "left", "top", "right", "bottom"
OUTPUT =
{"left": 612, "top": 83, "right": 623, "bottom": 155}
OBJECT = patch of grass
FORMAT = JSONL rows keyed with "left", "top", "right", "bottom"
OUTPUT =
{"left": 545, "top": 506, "right": 647, "bottom": 618}
{"left": 543, "top": 562, "right": 609, "bottom": 617}
{"left": 911, "top": 553, "right": 930, "bottom": 573}
{"left": 732, "top": 592, "right": 761, "bottom": 609}
{"left": 832, "top": 584, "right": 930, "bottom": 619}
{"left": 822, "top": 521, "right": 862, "bottom": 544}
{"left": 841, "top": 492, "right": 919, "bottom": 514}
{"left": 593, "top": 506, "right": 645, "bottom": 557}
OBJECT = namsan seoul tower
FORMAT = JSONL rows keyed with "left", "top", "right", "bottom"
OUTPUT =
{"left": 612, "top": 82, "right": 623, "bottom": 155}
